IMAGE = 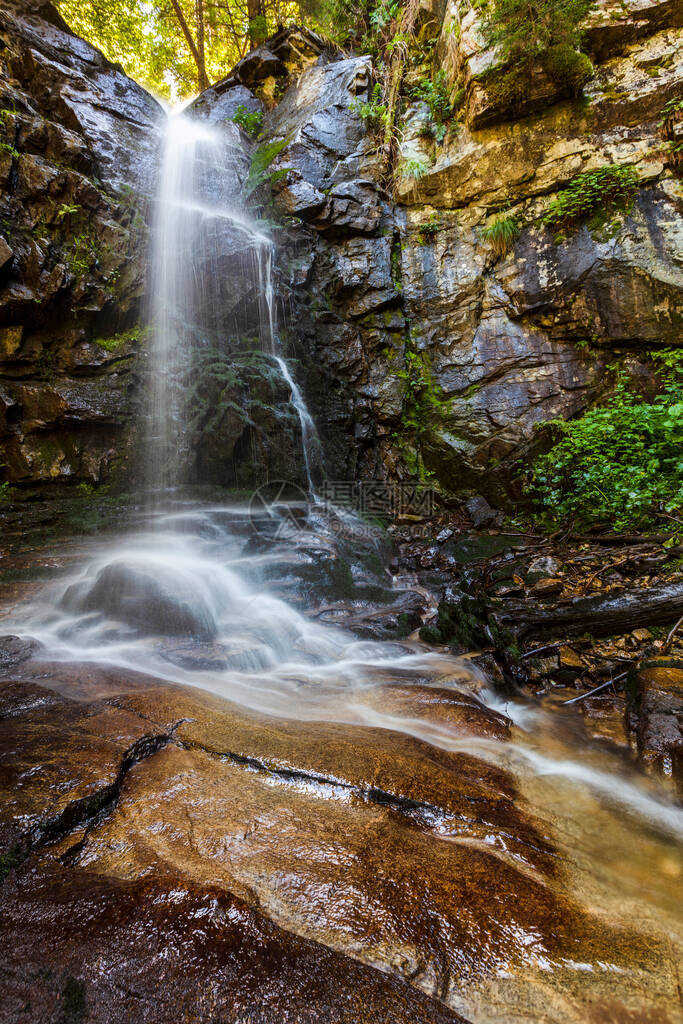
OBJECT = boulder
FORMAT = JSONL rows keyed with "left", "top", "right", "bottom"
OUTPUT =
{"left": 62, "top": 561, "right": 219, "bottom": 638}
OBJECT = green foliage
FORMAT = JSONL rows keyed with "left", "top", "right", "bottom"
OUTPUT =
{"left": 350, "top": 82, "right": 389, "bottom": 130}
{"left": 400, "top": 157, "right": 430, "bottom": 181}
{"left": 417, "top": 214, "right": 441, "bottom": 244}
{"left": 0, "top": 140, "right": 19, "bottom": 159}
{"left": 93, "top": 326, "right": 142, "bottom": 352}
{"left": 411, "top": 70, "right": 457, "bottom": 142}
{"left": 528, "top": 362, "right": 683, "bottom": 530}
{"left": 543, "top": 164, "right": 639, "bottom": 234}
{"left": 57, "top": 202, "right": 81, "bottom": 221}
{"left": 659, "top": 97, "right": 683, "bottom": 173}
{"left": 243, "top": 137, "right": 291, "bottom": 200}
{"left": 0, "top": 480, "right": 10, "bottom": 503}
{"left": 231, "top": 104, "right": 264, "bottom": 139}
{"left": 481, "top": 211, "right": 521, "bottom": 255}
{"left": 66, "top": 232, "right": 101, "bottom": 278}
{"left": 56, "top": 0, "right": 299, "bottom": 99}
{"left": 484, "top": 0, "right": 593, "bottom": 112}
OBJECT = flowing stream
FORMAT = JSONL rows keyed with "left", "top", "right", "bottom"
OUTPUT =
{"left": 2, "top": 111, "right": 681, "bottom": 1022}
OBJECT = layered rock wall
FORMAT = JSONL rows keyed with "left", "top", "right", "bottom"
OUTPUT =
{"left": 0, "top": 0, "right": 161, "bottom": 492}
{"left": 217, "top": 3, "right": 683, "bottom": 504}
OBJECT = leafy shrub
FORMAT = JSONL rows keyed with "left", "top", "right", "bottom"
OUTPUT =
{"left": 481, "top": 212, "right": 521, "bottom": 255}
{"left": 411, "top": 70, "right": 454, "bottom": 124}
{"left": 231, "top": 104, "right": 263, "bottom": 139}
{"left": 543, "top": 164, "right": 639, "bottom": 233}
{"left": 527, "top": 363, "right": 683, "bottom": 530}
{"left": 659, "top": 97, "right": 683, "bottom": 174}
{"left": 417, "top": 214, "right": 441, "bottom": 244}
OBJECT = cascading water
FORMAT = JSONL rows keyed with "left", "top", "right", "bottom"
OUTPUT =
{"left": 2, "top": 110, "right": 681, "bottom": 1024}
{"left": 148, "top": 112, "right": 322, "bottom": 495}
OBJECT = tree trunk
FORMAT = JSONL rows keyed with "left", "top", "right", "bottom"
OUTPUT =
{"left": 247, "top": 0, "right": 265, "bottom": 47}
{"left": 169, "top": 0, "right": 209, "bottom": 90}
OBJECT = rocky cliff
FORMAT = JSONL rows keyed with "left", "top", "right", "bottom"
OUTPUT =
{"left": 0, "top": 0, "right": 161, "bottom": 494}
{"left": 202, "top": 1, "right": 682, "bottom": 506}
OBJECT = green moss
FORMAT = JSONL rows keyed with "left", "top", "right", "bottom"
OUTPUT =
{"left": 0, "top": 844, "right": 25, "bottom": 883}
{"left": 93, "top": 326, "right": 142, "bottom": 352}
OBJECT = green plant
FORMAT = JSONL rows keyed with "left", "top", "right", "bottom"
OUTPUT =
{"left": 57, "top": 202, "right": 81, "bottom": 220}
{"left": 481, "top": 211, "right": 521, "bottom": 255}
{"left": 484, "top": 0, "right": 593, "bottom": 112}
{"left": 350, "top": 82, "right": 389, "bottom": 130}
{"left": 527, "top": 366, "right": 683, "bottom": 530}
{"left": 243, "top": 137, "right": 291, "bottom": 200}
{"left": 0, "top": 480, "right": 10, "bottom": 503}
{"left": 66, "top": 231, "right": 101, "bottom": 277}
{"left": 231, "top": 104, "right": 263, "bottom": 139}
{"left": 543, "top": 164, "right": 639, "bottom": 234}
{"left": 411, "top": 69, "right": 457, "bottom": 141}
{"left": 659, "top": 97, "right": 683, "bottom": 174}
{"left": 417, "top": 214, "right": 441, "bottom": 244}
{"left": 400, "top": 157, "right": 430, "bottom": 181}
{"left": 0, "top": 140, "right": 19, "bottom": 159}
{"left": 93, "top": 326, "right": 142, "bottom": 352}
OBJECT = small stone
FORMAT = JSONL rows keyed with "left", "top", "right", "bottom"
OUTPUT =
{"left": 465, "top": 495, "right": 497, "bottom": 528}
{"left": 632, "top": 628, "right": 653, "bottom": 642}
{"left": 526, "top": 555, "right": 561, "bottom": 582}
{"left": 533, "top": 577, "right": 563, "bottom": 596}
{"left": 436, "top": 528, "right": 453, "bottom": 543}
{"left": 558, "top": 646, "right": 584, "bottom": 670}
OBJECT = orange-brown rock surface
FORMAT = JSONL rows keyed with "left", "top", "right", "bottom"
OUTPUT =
{"left": 1, "top": 655, "right": 680, "bottom": 1024}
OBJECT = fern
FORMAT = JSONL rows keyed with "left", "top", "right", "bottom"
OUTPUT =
{"left": 243, "top": 137, "right": 291, "bottom": 199}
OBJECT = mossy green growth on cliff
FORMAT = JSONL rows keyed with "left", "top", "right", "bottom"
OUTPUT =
{"left": 392, "top": 336, "right": 452, "bottom": 481}
{"left": 93, "top": 326, "right": 143, "bottom": 352}
{"left": 527, "top": 353, "right": 683, "bottom": 530}
{"left": 484, "top": 0, "right": 593, "bottom": 112}
{"left": 543, "top": 164, "right": 639, "bottom": 235}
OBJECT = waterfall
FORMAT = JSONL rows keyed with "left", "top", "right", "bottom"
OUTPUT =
{"left": 147, "top": 111, "right": 322, "bottom": 496}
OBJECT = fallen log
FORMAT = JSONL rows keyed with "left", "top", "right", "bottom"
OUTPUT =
{"left": 493, "top": 583, "right": 683, "bottom": 640}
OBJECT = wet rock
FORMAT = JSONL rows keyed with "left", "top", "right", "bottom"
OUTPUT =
{"left": 629, "top": 659, "right": 683, "bottom": 793}
{"left": 465, "top": 495, "right": 498, "bottom": 528}
{"left": 62, "top": 561, "right": 219, "bottom": 638}
{"left": 527, "top": 556, "right": 562, "bottom": 582}
{"left": 0, "top": 668, "right": 679, "bottom": 1023}
{"left": 0, "top": 0, "right": 161, "bottom": 493}
{"left": 558, "top": 646, "right": 584, "bottom": 670}
{"left": 0, "top": 635, "right": 41, "bottom": 672}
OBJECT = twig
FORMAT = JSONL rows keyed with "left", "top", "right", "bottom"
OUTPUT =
{"left": 570, "top": 533, "right": 674, "bottom": 545}
{"left": 663, "top": 614, "right": 683, "bottom": 652}
{"left": 582, "top": 556, "right": 629, "bottom": 591}
{"left": 561, "top": 670, "right": 629, "bottom": 705}
{"left": 522, "top": 642, "right": 561, "bottom": 660}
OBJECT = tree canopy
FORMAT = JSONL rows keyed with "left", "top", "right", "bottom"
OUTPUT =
{"left": 56, "top": 0, "right": 306, "bottom": 99}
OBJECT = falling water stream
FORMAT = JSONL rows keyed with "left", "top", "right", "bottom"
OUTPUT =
{"left": 2, "top": 112, "right": 681, "bottom": 1022}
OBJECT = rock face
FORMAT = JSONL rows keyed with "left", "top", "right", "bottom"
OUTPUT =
{"left": 189, "top": 5, "right": 682, "bottom": 504}
{"left": 0, "top": 0, "right": 162, "bottom": 493}
{"left": 1, "top": 659, "right": 680, "bottom": 1024}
